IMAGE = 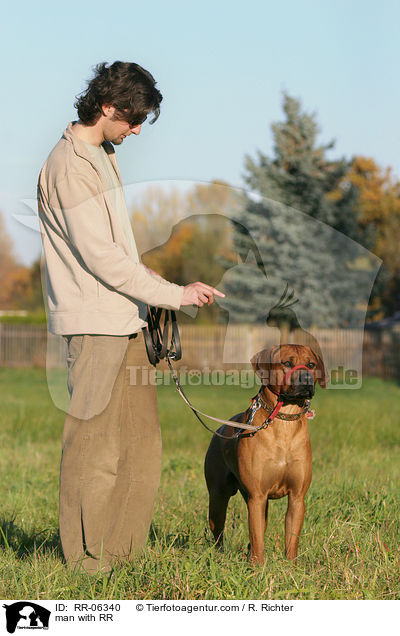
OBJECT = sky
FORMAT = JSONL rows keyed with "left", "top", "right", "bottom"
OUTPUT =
{"left": 1, "top": 0, "right": 400, "bottom": 265}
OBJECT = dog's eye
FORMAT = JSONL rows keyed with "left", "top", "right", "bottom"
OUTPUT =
{"left": 282, "top": 361, "right": 292, "bottom": 368}
{"left": 307, "top": 362, "right": 316, "bottom": 369}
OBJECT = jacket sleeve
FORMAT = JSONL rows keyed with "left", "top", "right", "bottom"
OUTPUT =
{"left": 48, "top": 171, "right": 184, "bottom": 310}
{"left": 142, "top": 265, "right": 172, "bottom": 285}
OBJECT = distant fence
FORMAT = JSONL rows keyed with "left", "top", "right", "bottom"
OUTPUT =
{"left": 0, "top": 322, "right": 399, "bottom": 380}
{"left": 0, "top": 324, "right": 49, "bottom": 368}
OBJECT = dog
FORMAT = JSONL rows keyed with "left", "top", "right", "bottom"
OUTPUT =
{"left": 204, "top": 344, "right": 327, "bottom": 564}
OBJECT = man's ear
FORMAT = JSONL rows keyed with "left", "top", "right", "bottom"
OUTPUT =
{"left": 251, "top": 345, "right": 280, "bottom": 384}
{"left": 102, "top": 104, "right": 116, "bottom": 118}
{"left": 312, "top": 350, "right": 329, "bottom": 388}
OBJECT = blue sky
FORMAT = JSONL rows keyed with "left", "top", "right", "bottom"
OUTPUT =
{"left": 2, "top": 0, "right": 400, "bottom": 264}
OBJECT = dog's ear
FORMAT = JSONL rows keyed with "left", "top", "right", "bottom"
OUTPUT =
{"left": 311, "top": 350, "right": 329, "bottom": 388}
{"left": 251, "top": 346, "right": 280, "bottom": 384}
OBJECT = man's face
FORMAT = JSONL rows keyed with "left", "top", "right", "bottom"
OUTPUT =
{"left": 102, "top": 106, "right": 143, "bottom": 145}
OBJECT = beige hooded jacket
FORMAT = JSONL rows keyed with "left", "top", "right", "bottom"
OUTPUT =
{"left": 37, "top": 123, "right": 184, "bottom": 335}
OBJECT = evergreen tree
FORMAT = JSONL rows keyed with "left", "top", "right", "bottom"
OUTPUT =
{"left": 244, "top": 93, "right": 360, "bottom": 238}
{"left": 217, "top": 94, "right": 380, "bottom": 329}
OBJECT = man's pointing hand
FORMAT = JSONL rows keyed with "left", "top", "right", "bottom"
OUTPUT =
{"left": 181, "top": 282, "right": 225, "bottom": 307}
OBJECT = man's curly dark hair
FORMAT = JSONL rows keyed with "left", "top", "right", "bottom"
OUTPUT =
{"left": 74, "top": 61, "right": 163, "bottom": 126}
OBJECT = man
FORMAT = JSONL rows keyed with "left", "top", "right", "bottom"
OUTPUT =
{"left": 37, "top": 61, "right": 223, "bottom": 574}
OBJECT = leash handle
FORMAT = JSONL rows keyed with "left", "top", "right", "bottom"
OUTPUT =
{"left": 142, "top": 307, "right": 182, "bottom": 366}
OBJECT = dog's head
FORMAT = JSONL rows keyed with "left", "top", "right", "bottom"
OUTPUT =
{"left": 251, "top": 344, "right": 328, "bottom": 403}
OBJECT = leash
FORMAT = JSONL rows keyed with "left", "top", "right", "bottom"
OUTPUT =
{"left": 166, "top": 356, "right": 266, "bottom": 438}
{"left": 142, "top": 307, "right": 182, "bottom": 366}
{"left": 142, "top": 308, "right": 314, "bottom": 440}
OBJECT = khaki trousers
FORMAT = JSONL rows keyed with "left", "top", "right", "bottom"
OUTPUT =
{"left": 60, "top": 331, "right": 161, "bottom": 573}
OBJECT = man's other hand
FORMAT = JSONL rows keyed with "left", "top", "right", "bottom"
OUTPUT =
{"left": 181, "top": 282, "right": 225, "bottom": 307}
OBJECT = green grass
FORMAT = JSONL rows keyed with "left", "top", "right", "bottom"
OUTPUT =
{"left": 0, "top": 369, "right": 399, "bottom": 600}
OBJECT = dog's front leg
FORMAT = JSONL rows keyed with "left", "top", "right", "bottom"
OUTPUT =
{"left": 248, "top": 496, "right": 267, "bottom": 564}
{"left": 284, "top": 493, "right": 305, "bottom": 561}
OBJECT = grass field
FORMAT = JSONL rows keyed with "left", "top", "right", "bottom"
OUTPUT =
{"left": 0, "top": 368, "right": 399, "bottom": 600}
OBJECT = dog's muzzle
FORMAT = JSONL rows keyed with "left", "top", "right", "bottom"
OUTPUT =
{"left": 290, "top": 369, "right": 315, "bottom": 397}
{"left": 280, "top": 366, "right": 315, "bottom": 401}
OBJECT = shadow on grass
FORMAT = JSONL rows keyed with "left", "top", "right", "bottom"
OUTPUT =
{"left": 0, "top": 515, "right": 62, "bottom": 560}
